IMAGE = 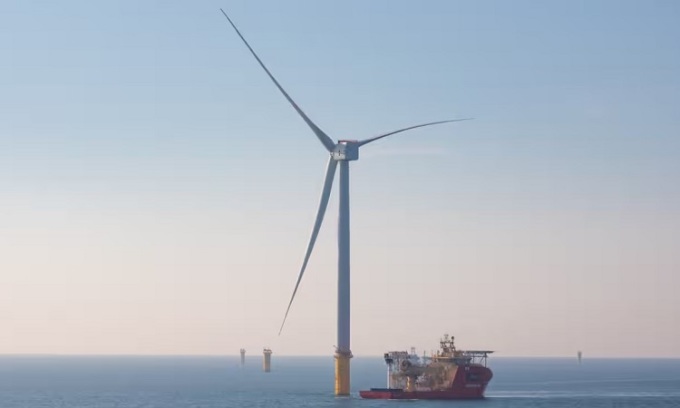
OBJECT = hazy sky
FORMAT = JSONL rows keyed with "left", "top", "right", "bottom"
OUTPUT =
{"left": 2, "top": 0, "right": 679, "bottom": 357}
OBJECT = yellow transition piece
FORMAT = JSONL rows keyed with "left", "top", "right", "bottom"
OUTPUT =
{"left": 334, "top": 350, "right": 352, "bottom": 396}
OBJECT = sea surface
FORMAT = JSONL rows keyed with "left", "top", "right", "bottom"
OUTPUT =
{"left": 1, "top": 355, "right": 679, "bottom": 407}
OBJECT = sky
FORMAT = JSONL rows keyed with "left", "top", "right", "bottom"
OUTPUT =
{"left": 1, "top": 0, "right": 679, "bottom": 357}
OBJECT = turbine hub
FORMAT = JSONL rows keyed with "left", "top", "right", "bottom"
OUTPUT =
{"left": 332, "top": 141, "right": 359, "bottom": 161}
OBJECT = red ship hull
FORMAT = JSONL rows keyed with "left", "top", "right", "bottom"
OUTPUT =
{"left": 359, "top": 388, "right": 487, "bottom": 400}
{"left": 360, "top": 365, "right": 492, "bottom": 400}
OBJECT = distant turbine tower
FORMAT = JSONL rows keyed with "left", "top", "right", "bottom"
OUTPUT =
{"left": 220, "top": 8, "right": 471, "bottom": 396}
{"left": 263, "top": 348, "right": 272, "bottom": 373}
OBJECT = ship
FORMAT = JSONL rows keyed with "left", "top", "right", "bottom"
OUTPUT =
{"left": 359, "top": 334, "right": 493, "bottom": 400}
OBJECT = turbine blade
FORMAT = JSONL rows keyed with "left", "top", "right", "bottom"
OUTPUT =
{"left": 357, "top": 118, "right": 473, "bottom": 147}
{"left": 279, "top": 156, "right": 338, "bottom": 334}
{"left": 219, "top": 9, "right": 336, "bottom": 152}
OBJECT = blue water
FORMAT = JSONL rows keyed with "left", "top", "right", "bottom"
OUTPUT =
{"left": 1, "top": 356, "right": 679, "bottom": 407}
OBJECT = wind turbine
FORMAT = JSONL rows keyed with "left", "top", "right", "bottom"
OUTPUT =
{"left": 220, "top": 8, "right": 470, "bottom": 396}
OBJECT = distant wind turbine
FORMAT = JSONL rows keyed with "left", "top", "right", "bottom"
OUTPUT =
{"left": 220, "top": 8, "right": 471, "bottom": 396}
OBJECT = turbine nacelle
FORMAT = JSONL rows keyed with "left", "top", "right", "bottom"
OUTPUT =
{"left": 332, "top": 141, "right": 360, "bottom": 161}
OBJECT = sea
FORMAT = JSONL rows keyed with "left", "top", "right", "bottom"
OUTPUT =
{"left": 1, "top": 356, "right": 679, "bottom": 407}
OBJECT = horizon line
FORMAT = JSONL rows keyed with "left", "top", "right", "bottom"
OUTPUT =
{"left": 1, "top": 353, "right": 679, "bottom": 359}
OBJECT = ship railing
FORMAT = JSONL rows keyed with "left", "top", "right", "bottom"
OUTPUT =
{"left": 461, "top": 350, "right": 493, "bottom": 367}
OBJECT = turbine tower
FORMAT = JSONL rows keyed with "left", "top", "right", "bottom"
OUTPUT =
{"left": 220, "top": 8, "right": 470, "bottom": 396}
{"left": 263, "top": 348, "right": 272, "bottom": 372}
